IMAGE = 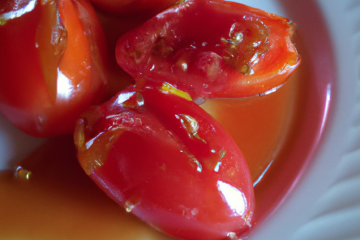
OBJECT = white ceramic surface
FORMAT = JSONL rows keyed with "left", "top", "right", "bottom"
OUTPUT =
{"left": 248, "top": 0, "right": 360, "bottom": 239}
{"left": 0, "top": 0, "right": 359, "bottom": 239}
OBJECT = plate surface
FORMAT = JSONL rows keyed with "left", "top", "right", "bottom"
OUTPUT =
{"left": 248, "top": 0, "right": 360, "bottom": 239}
{"left": 0, "top": 0, "right": 359, "bottom": 239}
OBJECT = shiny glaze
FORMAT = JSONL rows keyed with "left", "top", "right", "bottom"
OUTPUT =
{"left": 0, "top": 0, "right": 107, "bottom": 137}
{"left": 74, "top": 84, "right": 255, "bottom": 240}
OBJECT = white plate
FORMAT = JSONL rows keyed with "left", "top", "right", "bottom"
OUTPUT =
{"left": 1, "top": 0, "right": 359, "bottom": 239}
{"left": 247, "top": 0, "right": 360, "bottom": 239}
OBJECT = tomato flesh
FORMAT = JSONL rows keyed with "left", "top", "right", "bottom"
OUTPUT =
{"left": 0, "top": 0, "right": 107, "bottom": 137}
{"left": 116, "top": 0, "right": 300, "bottom": 101}
{"left": 74, "top": 84, "right": 255, "bottom": 240}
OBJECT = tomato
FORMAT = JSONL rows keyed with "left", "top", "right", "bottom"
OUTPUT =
{"left": 74, "top": 84, "right": 255, "bottom": 240}
{"left": 0, "top": 0, "right": 107, "bottom": 137}
{"left": 90, "top": 0, "right": 178, "bottom": 15}
{"left": 116, "top": 0, "right": 301, "bottom": 101}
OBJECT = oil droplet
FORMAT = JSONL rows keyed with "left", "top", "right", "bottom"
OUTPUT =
{"left": 178, "top": 147, "right": 203, "bottom": 173}
{"left": 189, "top": 156, "right": 202, "bottom": 172}
{"left": 205, "top": 149, "right": 226, "bottom": 171}
{"left": 123, "top": 92, "right": 144, "bottom": 108}
{"left": 176, "top": 114, "right": 206, "bottom": 143}
{"left": 14, "top": 166, "right": 32, "bottom": 180}
{"left": 77, "top": 128, "right": 125, "bottom": 175}
{"left": 124, "top": 196, "right": 141, "bottom": 213}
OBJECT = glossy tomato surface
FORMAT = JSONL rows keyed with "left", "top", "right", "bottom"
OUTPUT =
{"left": 74, "top": 84, "right": 255, "bottom": 240}
{"left": 116, "top": 0, "right": 300, "bottom": 101}
{"left": 0, "top": 0, "right": 107, "bottom": 137}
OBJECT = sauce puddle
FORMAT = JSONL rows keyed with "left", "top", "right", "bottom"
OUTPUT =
{"left": 0, "top": 137, "right": 172, "bottom": 239}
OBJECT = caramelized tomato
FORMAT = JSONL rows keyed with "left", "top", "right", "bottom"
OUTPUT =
{"left": 0, "top": 0, "right": 107, "bottom": 137}
{"left": 74, "top": 84, "right": 255, "bottom": 240}
{"left": 116, "top": 0, "right": 300, "bottom": 101}
{"left": 0, "top": 1, "right": 304, "bottom": 239}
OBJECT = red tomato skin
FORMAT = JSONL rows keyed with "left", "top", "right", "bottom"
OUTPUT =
{"left": 0, "top": 0, "right": 107, "bottom": 137}
{"left": 74, "top": 84, "right": 255, "bottom": 240}
{"left": 116, "top": 0, "right": 300, "bottom": 101}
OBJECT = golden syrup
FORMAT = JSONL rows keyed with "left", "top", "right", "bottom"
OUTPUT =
{"left": 201, "top": 69, "right": 299, "bottom": 183}
{"left": 0, "top": 137, "right": 172, "bottom": 240}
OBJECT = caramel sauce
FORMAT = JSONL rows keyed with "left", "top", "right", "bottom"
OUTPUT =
{"left": 201, "top": 70, "right": 299, "bottom": 183}
{"left": 0, "top": 137, "right": 173, "bottom": 239}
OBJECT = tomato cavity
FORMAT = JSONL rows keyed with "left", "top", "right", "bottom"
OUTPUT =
{"left": 116, "top": 0, "right": 300, "bottom": 100}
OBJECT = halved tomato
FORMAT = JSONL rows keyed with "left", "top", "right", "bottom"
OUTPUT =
{"left": 116, "top": 0, "right": 300, "bottom": 101}
{"left": 0, "top": 0, "right": 107, "bottom": 137}
{"left": 74, "top": 83, "right": 255, "bottom": 240}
